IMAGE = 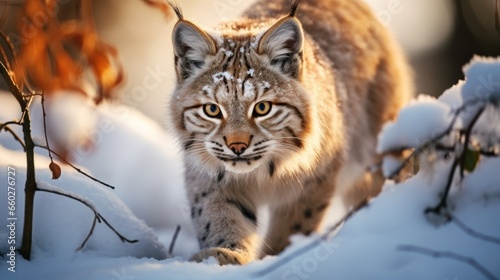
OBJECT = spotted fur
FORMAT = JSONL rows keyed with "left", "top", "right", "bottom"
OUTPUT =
{"left": 168, "top": 0, "right": 412, "bottom": 265}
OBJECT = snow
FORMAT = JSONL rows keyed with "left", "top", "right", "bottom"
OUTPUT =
{"left": 243, "top": 81, "right": 255, "bottom": 98}
{"left": 212, "top": 71, "right": 233, "bottom": 84}
{"left": 378, "top": 56, "right": 500, "bottom": 154}
{"left": 202, "top": 85, "right": 213, "bottom": 95}
{"left": 381, "top": 155, "right": 403, "bottom": 178}
{"left": 1, "top": 57, "right": 500, "bottom": 279}
{"left": 461, "top": 55, "right": 500, "bottom": 103}
{"left": 377, "top": 94, "right": 454, "bottom": 153}
{"left": 0, "top": 158, "right": 168, "bottom": 260}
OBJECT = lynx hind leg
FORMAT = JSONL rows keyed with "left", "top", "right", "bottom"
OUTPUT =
{"left": 263, "top": 182, "right": 334, "bottom": 256}
{"left": 341, "top": 169, "right": 385, "bottom": 211}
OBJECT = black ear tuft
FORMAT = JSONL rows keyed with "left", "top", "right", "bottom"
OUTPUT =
{"left": 172, "top": 21, "right": 216, "bottom": 82}
{"left": 289, "top": 0, "right": 301, "bottom": 17}
{"left": 258, "top": 17, "right": 304, "bottom": 79}
{"left": 167, "top": 1, "right": 184, "bottom": 20}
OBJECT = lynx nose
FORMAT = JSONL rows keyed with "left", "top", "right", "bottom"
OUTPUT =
{"left": 228, "top": 142, "right": 248, "bottom": 155}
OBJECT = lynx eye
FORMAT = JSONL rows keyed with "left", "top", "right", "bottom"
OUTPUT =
{"left": 203, "top": 103, "right": 222, "bottom": 118}
{"left": 253, "top": 101, "right": 272, "bottom": 117}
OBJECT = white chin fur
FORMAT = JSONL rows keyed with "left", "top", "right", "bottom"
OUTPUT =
{"left": 223, "top": 161, "right": 260, "bottom": 174}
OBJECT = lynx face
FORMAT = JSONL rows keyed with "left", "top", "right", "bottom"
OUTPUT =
{"left": 171, "top": 17, "right": 312, "bottom": 176}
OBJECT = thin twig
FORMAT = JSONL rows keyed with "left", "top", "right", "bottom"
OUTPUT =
{"left": 425, "top": 157, "right": 460, "bottom": 215}
{"left": 19, "top": 95, "right": 35, "bottom": 124}
{"left": 386, "top": 99, "right": 486, "bottom": 179}
{"left": 34, "top": 143, "right": 116, "bottom": 189}
{"left": 435, "top": 144, "right": 499, "bottom": 158}
{"left": 0, "top": 120, "right": 21, "bottom": 132}
{"left": 426, "top": 106, "right": 486, "bottom": 214}
{"left": 253, "top": 199, "right": 369, "bottom": 276}
{"left": 77, "top": 215, "right": 99, "bottom": 251}
{"left": 450, "top": 214, "right": 500, "bottom": 245}
{"left": 0, "top": 42, "right": 11, "bottom": 71}
{"left": 386, "top": 110, "right": 461, "bottom": 178}
{"left": 168, "top": 225, "right": 181, "bottom": 256}
{"left": 40, "top": 92, "right": 54, "bottom": 162}
{"left": 0, "top": 123, "right": 26, "bottom": 151}
{"left": 0, "top": 30, "right": 16, "bottom": 68}
{"left": 0, "top": 60, "right": 25, "bottom": 108}
{"left": 398, "top": 245, "right": 499, "bottom": 280}
{"left": 36, "top": 186, "right": 138, "bottom": 251}
{"left": 459, "top": 107, "right": 486, "bottom": 179}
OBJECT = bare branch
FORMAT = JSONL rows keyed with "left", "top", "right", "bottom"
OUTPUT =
{"left": 459, "top": 107, "right": 486, "bottom": 179}
{"left": 0, "top": 42, "right": 11, "bottom": 72}
{"left": 384, "top": 99, "right": 487, "bottom": 179}
{"left": 0, "top": 122, "right": 26, "bottom": 151}
{"left": 435, "top": 144, "right": 499, "bottom": 158}
{"left": 0, "top": 120, "right": 21, "bottom": 132}
{"left": 450, "top": 214, "right": 500, "bottom": 245}
{"left": 77, "top": 215, "right": 99, "bottom": 251}
{"left": 425, "top": 157, "right": 460, "bottom": 215}
{"left": 426, "top": 106, "right": 486, "bottom": 215}
{"left": 36, "top": 186, "right": 138, "bottom": 251}
{"left": 399, "top": 245, "right": 499, "bottom": 280}
{"left": 34, "top": 143, "right": 116, "bottom": 189}
{"left": 0, "top": 30, "right": 16, "bottom": 70}
{"left": 385, "top": 111, "right": 460, "bottom": 179}
{"left": 40, "top": 92, "right": 54, "bottom": 162}
{"left": 168, "top": 225, "right": 181, "bottom": 256}
{"left": 0, "top": 60, "right": 25, "bottom": 109}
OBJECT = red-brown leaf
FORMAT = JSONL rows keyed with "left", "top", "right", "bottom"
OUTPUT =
{"left": 49, "top": 161, "right": 62, "bottom": 179}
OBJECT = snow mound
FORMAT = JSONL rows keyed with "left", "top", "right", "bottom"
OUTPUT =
{"left": 377, "top": 94, "right": 454, "bottom": 153}
{"left": 0, "top": 92, "right": 194, "bottom": 242}
{"left": 0, "top": 157, "right": 168, "bottom": 260}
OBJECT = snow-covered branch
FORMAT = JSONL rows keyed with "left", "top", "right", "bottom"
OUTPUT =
{"left": 35, "top": 184, "right": 138, "bottom": 251}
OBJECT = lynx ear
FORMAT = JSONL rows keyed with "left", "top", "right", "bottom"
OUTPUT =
{"left": 172, "top": 20, "right": 216, "bottom": 82}
{"left": 258, "top": 17, "right": 304, "bottom": 79}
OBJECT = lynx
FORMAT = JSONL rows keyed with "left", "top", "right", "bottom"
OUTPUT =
{"left": 168, "top": 0, "right": 412, "bottom": 265}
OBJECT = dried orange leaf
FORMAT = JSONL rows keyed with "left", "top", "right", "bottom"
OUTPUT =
{"left": 89, "top": 50, "right": 120, "bottom": 93}
{"left": 49, "top": 162, "right": 62, "bottom": 179}
{"left": 51, "top": 45, "right": 82, "bottom": 85}
{"left": 143, "top": 0, "right": 172, "bottom": 18}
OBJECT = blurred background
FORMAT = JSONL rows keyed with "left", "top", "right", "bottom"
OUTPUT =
{"left": 1, "top": 0, "right": 499, "bottom": 124}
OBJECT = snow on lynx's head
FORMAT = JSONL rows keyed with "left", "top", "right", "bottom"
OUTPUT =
{"left": 169, "top": 3, "right": 314, "bottom": 178}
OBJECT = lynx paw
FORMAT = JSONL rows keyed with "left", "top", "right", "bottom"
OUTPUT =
{"left": 190, "top": 248, "right": 251, "bottom": 265}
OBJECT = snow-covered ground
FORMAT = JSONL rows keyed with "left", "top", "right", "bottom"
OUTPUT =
{"left": 1, "top": 55, "right": 500, "bottom": 280}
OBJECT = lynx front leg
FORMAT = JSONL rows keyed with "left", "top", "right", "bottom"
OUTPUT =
{"left": 187, "top": 177, "right": 259, "bottom": 265}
